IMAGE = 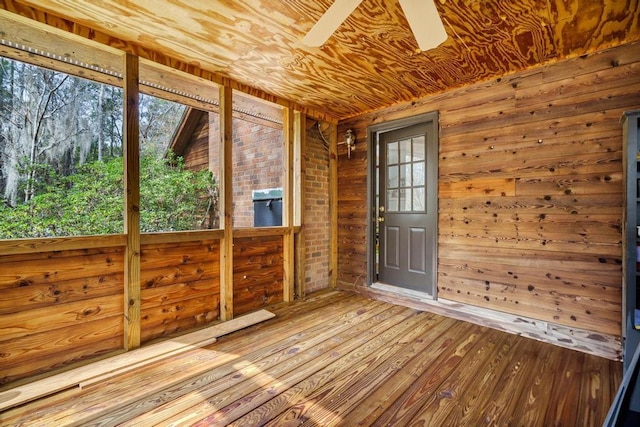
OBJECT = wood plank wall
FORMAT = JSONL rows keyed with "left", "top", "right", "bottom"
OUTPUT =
{"left": 0, "top": 233, "right": 289, "bottom": 384}
{"left": 178, "top": 112, "right": 210, "bottom": 171}
{"left": 233, "top": 236, "right": 284, "bottom": 316}
{"left": 140, "top": 240, "right": 220, "bottom": 343}
{"left": 337, "top": 41, "right": 640, "bottom": 340}
{"left": 0, "top": 247, "right": 125, "bottom": 385}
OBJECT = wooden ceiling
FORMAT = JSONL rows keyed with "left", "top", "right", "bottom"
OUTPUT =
{"left": 3, "top": 0, "right": 639, "bottom": 120}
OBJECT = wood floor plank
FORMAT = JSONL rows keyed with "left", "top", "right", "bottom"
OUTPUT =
{"left": 577, "top": 353, "right": 616, "bottom": 425}
{"left": 0, "top": 291, "right": 620, "bottom": 427}
{"left": 265, "top": 315, "right": 461, "bottom": 426}
{"left": 543, "top": 347, "right": 584, "bottom": 424}
{"left": 609, "top": 358, "right": 623, "bottom": 400}
{"left": 196, "top": 308, "right": 427, "bottom": 426}
{"left": 336, "top": 319, "right": 478, "bottom": 426}
{"left": 77, "top": 308, "right": 275, "bottom": 389}
{"left": 508, "top": 343, "right": 566, "bottom": 426}
{"left": 211, "top": 294, "right": 379, "bottom": 355}
{"left": 477, "top": 336, "right": 555, "bottom": 425}
{"left": 118, "top": 303, "right": 412, "bottom": 426}
{"left": 51, "top": 298, "right": 390, "bottom": 426}
{"left": 3, "top": 295, "right": 380, "bottom": 426}
{"left": 439, "top": 332, "right": 527, "bottom": 425}
{"left": 238, "top": 290, "right": 345, "bottom": 325}
{"left": 213, "top": 291, "right": 359, "bottom": 343}
{"left": 0, "top": 309, "right": 274, "bottom": 414}
{"left": 389, "top": 327, "right": 512, "bottom": 426}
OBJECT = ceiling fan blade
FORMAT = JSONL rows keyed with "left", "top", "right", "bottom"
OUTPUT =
{"left": 302, "top": 0, "right": 363, "bottom": 47}
{"left": 399, "top": 0, "right": 448, "bottom": 51}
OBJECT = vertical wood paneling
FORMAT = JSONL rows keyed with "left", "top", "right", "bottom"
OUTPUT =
{"left": 338, "top": 41, "right": 640, "bottom": 338}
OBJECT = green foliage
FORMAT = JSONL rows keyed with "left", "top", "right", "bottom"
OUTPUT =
{"left": 140, "top": 151, "right": 216, "bottom": 233}
{"left": 0, "top": 152, "right": 217, "bottom": 239}
{"left": 0, "top": 57, "right": 212, "bottom": 239}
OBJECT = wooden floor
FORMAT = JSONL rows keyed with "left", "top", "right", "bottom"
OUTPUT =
{"left": 1, "top": 290, "right": 622, "bottom": 426}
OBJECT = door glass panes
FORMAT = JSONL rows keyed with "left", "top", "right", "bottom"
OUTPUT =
{"left": 413, "top": 137, "right": 425, "bottom": 160}
{"left": 387, "top": 189, "right": 399, "bottom": 211}
{"left": 413, "top": 162, "right": 425, "bottom": 186}
{"left": 399, "top": 139, "right": 411, "bottom": 162}
{"left": 387, "top": 141, "right": 398, "bottom": 164}
{"left": 413, "top": 187, "right": 425, "bottom": 211}
{"left": 399, "top": 188, "right": 411, "bottom": 211}
{"left": 385, "top": 134, "right": 426, "bottom": 213}
{"left": 401, "top": 164, "right": 411, "bottom": 187}
{"left": 387, "top": 165, "right": 399, "bottom": 188}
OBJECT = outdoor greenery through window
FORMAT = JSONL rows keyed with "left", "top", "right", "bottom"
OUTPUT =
{"left": 138, "top": 94, "right": 218, "bottom": 232}
{"left": 0, "top": 57, "right": 218, "bottom": 239}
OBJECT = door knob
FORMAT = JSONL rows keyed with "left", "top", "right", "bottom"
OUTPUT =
{"left": 378, "top": 216, "right": 385, "bottom": 222}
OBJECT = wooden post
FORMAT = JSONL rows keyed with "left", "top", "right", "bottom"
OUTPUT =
{"left": 294, "top": 111, "right": 306, "bottom": 299}
{"left": 219, "top": 86, "right": 234, "bottom": 320}
{"left": 329, "top": 124, "right": 338, "bottom": 289}
{"left": 283, "top": 107, "right": 295, "bottom": 302}
{"left": 123, "top": 53, "right": 141, "bottom": 350}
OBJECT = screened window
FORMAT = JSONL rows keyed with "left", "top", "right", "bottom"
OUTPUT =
{"left": 0, "top": 57, "right": 125, "bottom": 238}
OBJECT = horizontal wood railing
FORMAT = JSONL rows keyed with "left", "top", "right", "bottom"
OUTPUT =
{"left": 0, "top": 234, "right": 127, "bottom": 255}
{"left": 0, "top": 226, "right": 302, "bottom": 256}
{"left": 0, "top": 226, "right": 299, "bottom": 386}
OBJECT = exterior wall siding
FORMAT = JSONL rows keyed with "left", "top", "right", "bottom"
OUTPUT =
{"left": 337, "top": 41, "right": 640, "bottom": 339}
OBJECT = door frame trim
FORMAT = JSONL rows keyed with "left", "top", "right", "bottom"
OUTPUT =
{"left": 366, "top": 111, "right": 439, "bottom": 298}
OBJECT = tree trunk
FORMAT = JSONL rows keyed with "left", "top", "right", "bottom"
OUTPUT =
{"left": 24, "top": 73, "right": 69, "bottom": 202}
{"left": 97, "top": 84, "right": 105, "bottom": 161}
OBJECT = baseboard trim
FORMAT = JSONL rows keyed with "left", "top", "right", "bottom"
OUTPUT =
{"left": 340, "top": 281, "right": 621, "bottom": 361}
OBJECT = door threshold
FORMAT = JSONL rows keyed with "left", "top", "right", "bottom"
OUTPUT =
{"left": 370, "top": 282, "right": 435, "bottom": 302}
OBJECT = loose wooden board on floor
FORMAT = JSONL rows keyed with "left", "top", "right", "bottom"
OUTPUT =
{"left": 0, "top": 309, "right": 275, "bottom": 411}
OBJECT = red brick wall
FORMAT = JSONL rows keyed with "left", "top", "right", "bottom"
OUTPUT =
{"left": 181, "top": 113, "right": 330, "bottom": 294}
{"left": 304, "top": 121, "right": 331, "bottom": 293}
{"left": 206, "top": 113, "right": 283, "bottom": 228}
{"left": 232, "top": 119, "right": 283, "bottom": 228}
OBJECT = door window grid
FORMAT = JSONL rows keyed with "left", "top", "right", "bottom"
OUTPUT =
{"left": 386, "top": 136, "right": 426, "bottom": 212}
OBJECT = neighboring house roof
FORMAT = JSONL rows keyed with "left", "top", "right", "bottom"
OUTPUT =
{"left": 169, "top": 107, "right": 208, "bottom": 158}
